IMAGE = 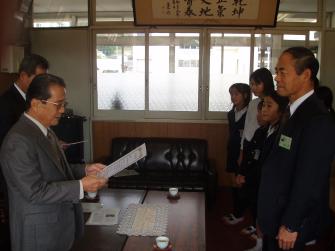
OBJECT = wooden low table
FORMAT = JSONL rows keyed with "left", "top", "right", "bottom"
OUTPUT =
{"left": 71, "top": 189, "right": 146, "bottom": 251}
{"left": 123, "top": 191, "right": 206, "bottom": 251}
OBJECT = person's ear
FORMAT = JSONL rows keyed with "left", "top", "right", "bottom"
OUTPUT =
{"left": 19, "top": 71, "right": 29, "bottom": 80}
{"left": 302, "top": 68, "right": 312, "bottom": 82}
{"left": 30, "top": 99, "right": 41, "bottom": 112}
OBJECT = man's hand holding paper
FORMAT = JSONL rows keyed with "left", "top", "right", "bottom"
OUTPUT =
{"left": 86, "top": 163, "right": 106, "bottom": 176}
{"left": 82, "top": 163, "right": 107, "bottom": 192}
{"left": 98, "top": 143, "right": 147, "bottom": 179}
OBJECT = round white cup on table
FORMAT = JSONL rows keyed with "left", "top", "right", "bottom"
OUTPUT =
{"left": 87, "top": 191, "right": 97, "bottom": 199}
{"left": 155, "top": 236, "right": 169, "bottom": 249}
{"left": 169, "top": 187, "right": 178, "bottom": 197}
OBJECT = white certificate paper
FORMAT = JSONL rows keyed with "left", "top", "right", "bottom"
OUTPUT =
{"left": 98, "top": 143, "right": 147, "bottom": 179}
{"left": 81, "top": 202, "right": 103, "bottom": 213}
{"left": 86, "top": 208, "right": 120, "bottom": 226}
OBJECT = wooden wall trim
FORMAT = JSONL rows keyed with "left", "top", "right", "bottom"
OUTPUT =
{"left": 92, "top": 121, "right": 233, "bottom": 186}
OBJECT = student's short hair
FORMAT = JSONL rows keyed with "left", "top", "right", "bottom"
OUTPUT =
{"left": 229, "top": 83, "right": 251, "bottom": 108}
{"left": 18, "top": 54, "right": 49, "bottom": 76}
{"left": 264, "top": 90, "right": 289, "bottom": 113}
{"left": 26, "top": 73, "right": 66, "bottom": 110}
{"left": 249, "top": 68, "right": 275, "bottom": 95}
{"left": 282, "top": 47, "right": 319, "bottom": 88}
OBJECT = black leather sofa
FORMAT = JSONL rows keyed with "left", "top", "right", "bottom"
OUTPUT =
{"left": 108, "top": 137, "right": 217, "bottom": 203}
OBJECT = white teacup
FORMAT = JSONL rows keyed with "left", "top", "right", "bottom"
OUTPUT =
{"left": 155, "top": 236, "right": 169, "bottom": 249}
{"left": 87, "top": 191, "right": 97, "bottom": 199}
{"left": 169, "top": 187, "right": 178, "bottom": 197}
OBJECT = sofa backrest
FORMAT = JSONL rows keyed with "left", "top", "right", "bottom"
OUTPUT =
{"left": 111, "top": 137, "right": 208, "bottom": 172}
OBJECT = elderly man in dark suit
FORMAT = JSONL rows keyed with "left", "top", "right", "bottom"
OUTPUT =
{"left": 0, "top": 54, "right": 48, "bottom": 250}
{"left": 258, "top": 47, "right": 335, "bottom": 251}
{"left": 0, "top": 74, "right": 107, "bottom": 251}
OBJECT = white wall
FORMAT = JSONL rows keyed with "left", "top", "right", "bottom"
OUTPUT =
{"left": 31, "top": 28, "right": 92, "bottom": 161}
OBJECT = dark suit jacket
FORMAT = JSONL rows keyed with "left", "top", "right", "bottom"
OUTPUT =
{"left": 0, "top": 84, "right": 26, "bottom": 243}
{"left": 0, "top": 115, "right": 85, "bottom": 251}
{"left": 258, "top": 93, "right": 335, "bottom": 242}
{"left": 0, "top": 85, "right": 26, "bottom": 146}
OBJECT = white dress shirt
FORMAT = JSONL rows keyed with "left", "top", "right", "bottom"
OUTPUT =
{"left": 14, "top": 83, "right": 26, "bottom": 100}
{"left": 289, "top": 90, "right": 314, "bottom": 117}
{"left": 240, "top": 98, "right": 261, "bottom": 149}
{"left": 234, "top": 106, "right": 248, "bottom": 122}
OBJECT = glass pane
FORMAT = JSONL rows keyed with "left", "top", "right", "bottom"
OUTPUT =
{"left": 149, "top": 33, "right": 199, "bottom": 111}
{"left": 277, "top": 0, "right": 317, "bottom": 23}
{"left": 96, "top": 33, "right": 145, "bottom": 110}
{"left": 96, "top": 0, "right": 133, "bottom": 22}
{"left": 326, "top": 0, "right": 335, "bottom": 29}
{"left": 33, "top": 0, "right": 88, "bottom": 28}
{"left": 254, "top": 33, "right": 306, "bottom": 73}
{"left": 209, "top": 33, "right": 250, "bottom": 112}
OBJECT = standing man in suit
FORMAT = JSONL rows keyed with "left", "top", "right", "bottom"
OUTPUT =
{"left": 0, "top": 74, "right": 107, "bottom": 251}
{"left": 0, "top": 54, "right": 48, "bottom": 250}
{"left": 0, "top": 54, "right": 49, "bottom": 145}
{"left": 0, "top": 54, "right": 49, "bottom": 250}
{"left": 258, "top": 47, "right": 335, "bottom": 251}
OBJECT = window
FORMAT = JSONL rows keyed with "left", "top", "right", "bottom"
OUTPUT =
{"left": 208, "top": 33, "right": 251, "bottom": 112}
{"left": 94, "top": 31, "right": 317, "bottom": 120}
{"left": 33, "top": 0, "right": 88, "bottom": 28}
{"left": 96, "top": 33, "right": 145, "bottom": 111}
{"left": 253, "top": 33, "right": 307, "bottom": 74}
{"left": 149, "top": 33, "right": 200, "bottom": 112}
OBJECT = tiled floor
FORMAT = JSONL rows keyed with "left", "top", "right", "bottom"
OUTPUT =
{"left": 206, "top": 187, "right": 335, "bottom": 251}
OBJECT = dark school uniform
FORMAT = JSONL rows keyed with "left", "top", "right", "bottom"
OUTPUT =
{"left": 233, "top": 125, "right": 268, "bottom": 219}
{"left": 226, "top": 107, "right": 247, "bottom": 173}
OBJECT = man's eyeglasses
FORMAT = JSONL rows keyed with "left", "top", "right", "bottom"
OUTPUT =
{"left": 41, "top": 100, "right": 68, "bottom": 110}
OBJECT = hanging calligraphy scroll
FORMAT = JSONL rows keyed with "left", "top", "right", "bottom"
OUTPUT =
{"left": 132, "top": 0, "right": 279, "bottom": 27}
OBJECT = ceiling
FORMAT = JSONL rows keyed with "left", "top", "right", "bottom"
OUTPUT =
{"left": 33, "top": 0, "right": 335, "bottom": 14}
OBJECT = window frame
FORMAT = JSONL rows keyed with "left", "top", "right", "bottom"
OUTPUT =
{"left": 92, "top": 28, "right": 205, "bottom": 120}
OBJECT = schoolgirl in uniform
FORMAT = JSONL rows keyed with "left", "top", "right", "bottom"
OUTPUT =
{"left": 242, "top": 91, "right": 289, "bottom": 251}
{"left": 223, "top": 68, "right": 274, "bottom": 225}
{"left": 226, "top": 83, "right": 251, "bottom": 173}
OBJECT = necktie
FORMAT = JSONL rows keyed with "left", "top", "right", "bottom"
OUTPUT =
{"left": 281, "top": 105, "right": 291, "bottom": 127}
{"left": 277, "top": 105, "right": 291, "bottom": 140}
{"left": 47, "top": 129, "right": 67, "bottom": 173}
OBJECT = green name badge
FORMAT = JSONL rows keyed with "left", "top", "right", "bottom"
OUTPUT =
{"left": 279, "top": 134, "right": 292, "bottom": 150}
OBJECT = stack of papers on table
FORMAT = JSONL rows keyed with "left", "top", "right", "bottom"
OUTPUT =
{"left": 85, "top": 208, "right": 120, "bottom": 226}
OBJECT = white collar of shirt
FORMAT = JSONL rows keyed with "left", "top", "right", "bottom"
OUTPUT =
{"left": 289, "top": 90, "right": 314, "bottom": 116}
{"left": 24, "top": 113, "right": 48, "bottom": 137}
{"left": 234, "top": 106, "right": 248, "bottom": 122}
{"left": 267, "top": 125, "right": 276, "bottom": 137}
{"left": 14, "top": 83, "right": 26, "bottom": 100}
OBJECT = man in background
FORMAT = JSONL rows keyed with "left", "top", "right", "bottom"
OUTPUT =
{"left": 1, "top": 73, "right": 107, "bottom": 251}
{"left": 0, "top": 53, "right": 49, "bottom": 145}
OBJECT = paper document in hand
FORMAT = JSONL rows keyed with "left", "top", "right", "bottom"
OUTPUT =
{"left": 99, "top": 143, "right": 147, "bottom": 179}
